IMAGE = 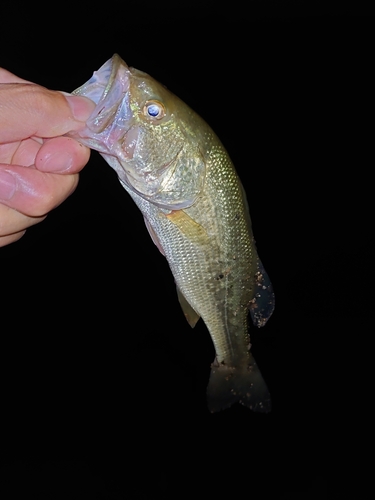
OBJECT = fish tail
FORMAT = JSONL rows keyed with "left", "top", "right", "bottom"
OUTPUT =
{"left": 207, "top": 354, "right": 271, "bottom": 413}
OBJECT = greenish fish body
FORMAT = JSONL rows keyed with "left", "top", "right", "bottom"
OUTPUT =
{"left": 69, "top": 55, "right": 275, "bottom": 412}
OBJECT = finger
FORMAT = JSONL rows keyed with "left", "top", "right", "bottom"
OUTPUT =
{"left": 1, "top": 138, "right": 41, "bottom": 167}
{"left": 0, "top": 203, "right": 45, "bottom": 237}
{"left": 0, "top": 165, "right": 79, "bottom": 216}
{"left": 35, "top": 136, "right": 91, "bottom": 173}
{"left": 0, "top": 231, "right": 27, "bottom": 248}
{"left": 1, "top": 136, "right": 91, "bottom": 172}
{"left": 0, "top": 67, "right": 31, "bottom": 83}
{"left": 0, "top": 84, "right": 95, "bottom": 142}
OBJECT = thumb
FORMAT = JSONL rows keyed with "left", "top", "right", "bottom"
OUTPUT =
{"left": 0, "top": 83, "right": 95, "bottom": 142}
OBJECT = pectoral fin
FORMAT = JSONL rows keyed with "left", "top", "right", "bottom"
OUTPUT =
{"left": 166, "top": 210, "right": 208, "bottom": 244}
{"left": 176, "top": 286, "right": 200, "bottom": 328}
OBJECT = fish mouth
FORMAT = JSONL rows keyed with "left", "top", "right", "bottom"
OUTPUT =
{"left": 70, "top": 54, "right": 133, "bottom": 154}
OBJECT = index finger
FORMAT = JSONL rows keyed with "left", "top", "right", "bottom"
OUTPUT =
{"left": 0, "top": 67, "right": 31, "bottom": 83}
{"left": 0, "top": 84, "right": 95, "bottom": 142}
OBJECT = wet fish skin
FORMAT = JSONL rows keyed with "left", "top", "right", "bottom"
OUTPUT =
{"left": 69, "top": 55, "right": 275, "bottom": 412}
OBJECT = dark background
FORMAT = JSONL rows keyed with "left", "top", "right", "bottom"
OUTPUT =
{"left": 1, "top": 2, "right": 373, "bottom": 498}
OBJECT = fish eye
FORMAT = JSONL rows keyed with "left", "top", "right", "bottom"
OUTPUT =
{"left": 143, "top": 100, "right": 166, "bottom": 120}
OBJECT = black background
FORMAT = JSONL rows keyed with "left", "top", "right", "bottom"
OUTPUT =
{"left": 1, "top": 2, "right": 372, "bottom": 498}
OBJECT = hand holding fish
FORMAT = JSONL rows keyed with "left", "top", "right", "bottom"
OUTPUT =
{"left": 0, "top": 67, "right": 95, "bottom": 247}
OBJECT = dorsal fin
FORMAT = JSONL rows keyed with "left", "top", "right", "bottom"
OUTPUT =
{"left": 249, "top": 258, "right": 275, "bottom": 328}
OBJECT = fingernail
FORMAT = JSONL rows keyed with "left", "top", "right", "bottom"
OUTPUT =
{"left": 42, "top": 151, "right": 74, "bottom": 173}
{"left": 65, "top": 95, "right": 96, "bottom": 121}
{"left": 0, "top": 170, "right": 16, "bottom": 200}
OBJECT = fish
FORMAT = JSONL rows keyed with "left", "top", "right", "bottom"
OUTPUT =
{"left": 68, "top": 54, "right": 275, "bottom": 412}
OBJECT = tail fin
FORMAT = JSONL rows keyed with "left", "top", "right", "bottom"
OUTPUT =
{"left": 207, "top": 354, "right": 271, "bottom": 413}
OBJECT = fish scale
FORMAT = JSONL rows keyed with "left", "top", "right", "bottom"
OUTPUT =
{"left": 68, "top": 54, "right": 275, "bottom": 412}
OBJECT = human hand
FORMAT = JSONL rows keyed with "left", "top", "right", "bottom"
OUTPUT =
{"left": 0, "top": 67, "right": 95, "bottom": 247}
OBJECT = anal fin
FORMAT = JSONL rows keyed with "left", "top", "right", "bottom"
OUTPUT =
{"left": 176, "top": 286, "right": 200, "bottom": 328}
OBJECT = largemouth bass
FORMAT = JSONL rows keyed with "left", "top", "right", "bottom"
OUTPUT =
{"left": 69, "top": 54, "right": 275, "bottom": 412}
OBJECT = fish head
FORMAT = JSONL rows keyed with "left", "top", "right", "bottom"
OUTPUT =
{"left": 70, "top": 54, "right": 206, "bottom": 210}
